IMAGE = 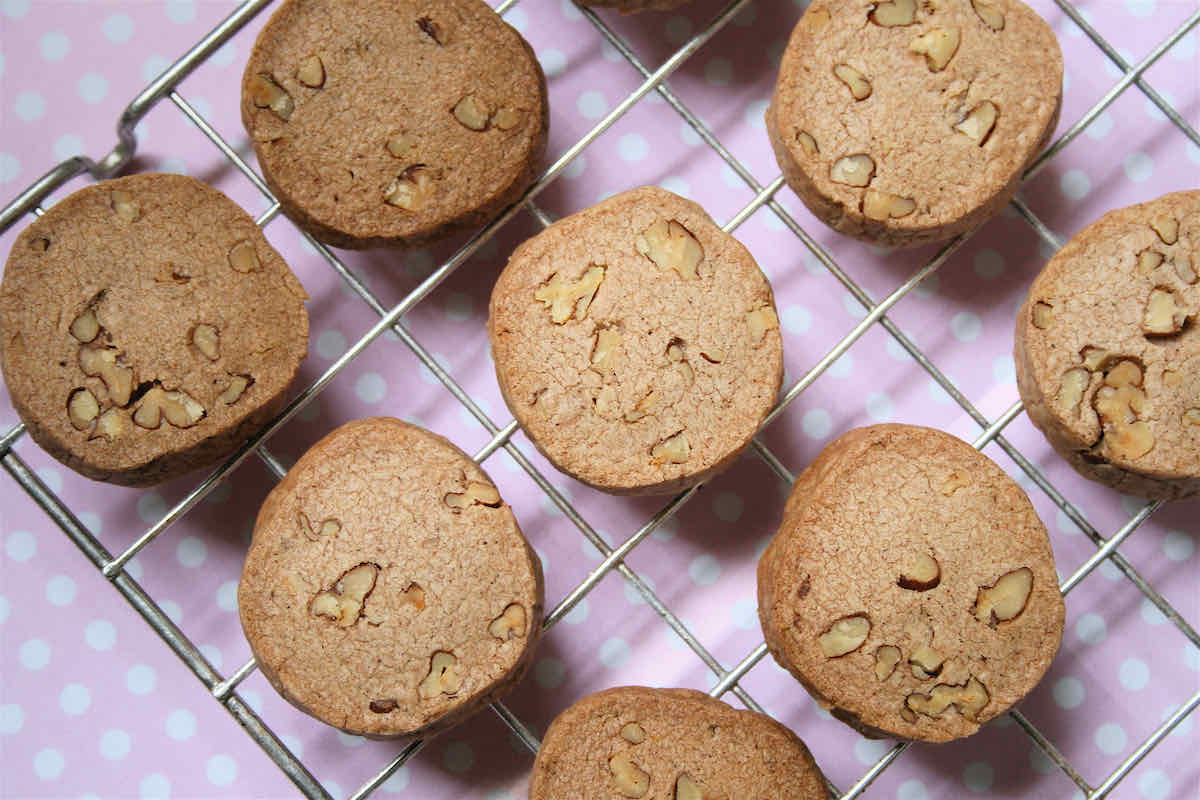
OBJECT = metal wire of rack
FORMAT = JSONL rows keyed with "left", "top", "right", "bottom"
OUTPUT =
{"left": 1, "top": 0, "right": 1198, "bottom": 797}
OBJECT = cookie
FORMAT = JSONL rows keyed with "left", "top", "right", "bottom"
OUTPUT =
{"left": 767, "top": 0, "right": 1062, "bottom": 247}
{"left": 488, "top": 186, "right": 783, "bottom": 495}
{"left": 1015, "top": 190, "right": 1200, "bottom": 501}
{"left": 529, "top": 686, "right": 827, "bottom": 799}
{"left": 0, "top": 174, "right": 308, "bottom": 487}
{"left": 579, "top": 0, "right": 693, "bottom": 11}
{"left": 758, "top": 424, "right": 1064, "bottom": 743}
{"left": 238, "top": 418, "right": 543, "bottom": 738}
{"left": 241, "top": 0, "right": 548, "bottom": 250}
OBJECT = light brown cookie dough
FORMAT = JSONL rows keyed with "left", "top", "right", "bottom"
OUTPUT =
{"left": 758, "top": 424, "right": 1064, "bottom": 743}
{"left": 767, "top": 0, "right": 1062, "bottom": 247}
{"left": 241, "top": 0, "right": 548, "bottom": 250}
{"left": 0, "top": 174, "right": 308, "bottom": 487}
{"left": 579, "top": 0, "right": 693, "bottom": 11}
{"left": 488, "top": 186, "right": 783, "bottom": 496}
{"left": 1015, "top": 190, "right": 1200, "bottom": 501}
{"left": 529, "top": 686, "right": 827, "bottom": 799}
{"left": 239, "top": 418, "right": 543, "bottom": 738}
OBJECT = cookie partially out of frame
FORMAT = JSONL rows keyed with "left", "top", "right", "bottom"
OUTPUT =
{"left": 488, "top": 186, "right": 783, "bottom": 495}
{"left": 529, "top": 686, "right": 827, "bottom": 799}
{"left": 0, "top": 173, "right": 309, "bottom": 487}
{"left": 767, "top": 0, "right": 1061, "bottom": 247}
{"left": 758, "top": 424, "right": 1064, "bottom": 743}
{"left": 239, "top": 418, "right": 544, "bottom": 738}
{"left": 1015, "top": 190, "right": 1200, "bottom": 501}
{"left": 241, "top": 0, "right": 548, "bottom": 249}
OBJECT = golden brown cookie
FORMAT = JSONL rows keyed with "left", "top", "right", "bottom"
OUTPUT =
{"left": 239, "top": 418, "right": 543, "bottom": 738}
{"left": 580, "top": 0, "right": 693, "bottom": 11}
{"left": 529, "top": 686, "right": 827, "bottom": 799}
{"left": 1015, "top": 190, "right": 1200, "bottom": 501}
{"left": 767, "top": 0, "right": 1062, "bottom": 247}
{"left": 241, "top": 0, "right": 548, "bottom": 249}
{"left": 0, "top": 174, "right": 308, "bottom": 487}
{"left": 758, "top": 424, "right": 1064, "bottom": 743}
{"left": 488, "top": 186, "right": 783, "bottom": 496}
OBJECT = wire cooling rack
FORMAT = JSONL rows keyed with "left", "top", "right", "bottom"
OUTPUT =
{"left": 0, "top": 0, "right": 1197, "bottom": 797}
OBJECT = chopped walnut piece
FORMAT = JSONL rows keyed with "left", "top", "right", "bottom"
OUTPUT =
{"left": 806, "top": 7, "right": 831, "bottom": 31}
{"left": 488, "top": 603, "right": 527, "bottom": 640}
{"left": 67, "top": 388, "right": 100, "bottom": 431}
{"left": 1185, "top": 409, "right": 1200, "bottom": 426}
{"left": 1032, "top": 301, "right": 1053, "bottom": 329}
{"left": 700, "top": 347, "right": 725, "bottom": 364}
{"left": 1150, "top": 215, "right": 1179, "bottom": 245}
{"left": 1175, "top": 256, "right": 1198, "bottom": 284}
{"left": 818, "top": 614, "right": 871, "bottom": 657}
{"left": 400, "top": 582, "right": 426, "bottom": 612}
{"left": 909, "top": 27, "right": 961, "bottom": 71}
{"left": 296, "top": 55, "right": 325, "bottom": 88}
{"left": 248, "top": 73, "right": 294, "bottom": 120}
{"left": 635, "top": 219, "right": 704, "bottom": 280}
{"left": 954, "top": 101, "right": 998, "bottom": 145}
{"left": 110, "top": 189, "right": 140, "bottom": 223}
{"left": 830, "top": 154, "right": 875, "bottom": 187}
{"left": 971, "top": 0, "right": 1005, "bottom": 29}
{"left": 974, "top": 567, "right": 1033, "bottom": 626}
{"left": 620, "top": 722, "right": 645, "bottom": 744}
{"left": 218, "top": 374, "right": 252, "bottom": 405}
{"left": 1081, "top": 346, "right": 1108, "bottom": 371}
{"left": 369, "top": 698, "right": 398, "bottom": 714}
{"left": 452, "top": 95, "right": 490, "bottom": 131}
{"left": 796, "top": 130, "right": 819, "bottom": 155}
{"left": 418, "top": 651, "right": 461, "bottom": 699}
{"left": 624, "top": 390, "right": 659, "bottom": 423}
{"left": 898, "top": 553, "right": 941, "bottom": 590}
{"left": 132, "top": 387, "right": 205, "bottom": 429}
{"left": 191, "top": 324, "right": 220, "bottom": 361}
{"left": 608, "top": 752, "right": 649, "bottom": 799}
{"left": 863, "top": 189, "right": 916, "bottom": 221}
{"left": 1058, "top": 367, "right": 1090, "bottom": 413}
{"left": 833, "top": 63, "right": 872, "bottom": 100}
{"left": 385, "top": 165, "right": 434, "bottom": 211}
{"left": 875, "top": 645, "right": 902, "bottom": 681}
{"left": 594, "top": 385, "right": 619, "bottom": 419}
{"left": 746, "top": 305, "right": 779, "bottom": 343}
{"left": 310, "top": 563, "right": 380, "bottom": 626}
{"left": 90, "top": 408, "right": 126, "bottom": 441}
{"left": 228, "top": 240, "right": 260, "bottom": 273}
{"left": 1142, "top": 287, "right": 1188, "bottom": 335}
{"left": 651, "top": 431, "right": 690, "bottom": 465}
{"left": 591, "top": 328, "right": 622, "bottom": 373}
{"left": 534, "top": 265, "right": 605, "bottom": 324}
{"left": 417, "top": 16, "right": 445, "bottom": 45}
{"left": 492, "top": 108, "right": 521, "bottom": 130}
{"left": 940, "top": 470, "right": 970, "bottom": 496}
{"left": 298, "top": 512, "right": 340, "bottom": 542}
{"left": 674, "top": 774, "right": 721, "bottom": 800}
{"left": 869, "top": 0, "right": 917, "bottom": 27}
{"left": 70, "top": 307, "right": 100, "bottom": 343}
{"left": 906, "top": 676, "right": 990, "bottom": 719}
{"left": 1137, "top": 249, "right": 1164, "bottom": 274}
{"left": 78, "top": 346, "right": 134, "bottom": 407}
{"left": 909, "top": 644, "right": 945, "bottom": 679}
{"left": 444, "top": 481, "right": 502, "bottom": 511}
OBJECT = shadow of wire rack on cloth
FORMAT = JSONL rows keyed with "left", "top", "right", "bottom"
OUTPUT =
{"left": 0, "top": 0, "right": 1198, "bottom": 797}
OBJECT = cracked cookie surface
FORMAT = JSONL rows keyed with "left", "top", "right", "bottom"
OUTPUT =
{"left": 238, "top": 418, "right": 543, "bottom": 738}
{"left": 529, "top": 686, "right": 826, "bottom": 800}
{"left": 1015, "top": 190, "right": 1200, "bottom": 500}
{"left": 767, "top": 0, "right": 1062, "bottom": 247}
{"left": 757, "top": 424, "right": 1064, "bottom": 743}
{"left": 0, "top": 173, "right": 309, "bottom": 486}
{"left": 241, "top": 0, "right": 548, "bottom": 249}
{"left": 487, "top": 186, "right": 783, "bottom": 495}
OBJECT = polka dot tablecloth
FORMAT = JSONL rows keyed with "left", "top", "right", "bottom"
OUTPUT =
{"left": 1, "top": 0, "right": 1198, "bottom": 798}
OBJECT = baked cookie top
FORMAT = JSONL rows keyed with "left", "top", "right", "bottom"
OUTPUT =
{"left": 529, "top": 686, "right": 827, "bottom": 799}
{"left": 769, "top": 0, "right": 1061, "bottom": 246}
{"left": 1015, "top": 190, "right": 1200, "bottom": 494}
{"left": 758, "top": 424, "right": 1064, "bottom": 743}
{"left": 241, "top": 0, "right": 548, "bottom": 249}
{"left": 488, "top": 186, "right": 783, "bottom": 495}
{"left": 239, "top": 418, "right": 543, "bottom": 738}
{"left": 0, "top": 173, "right": 309, "bottom": 486}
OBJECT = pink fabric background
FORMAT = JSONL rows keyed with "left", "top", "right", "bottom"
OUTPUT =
{"left": 1, "top": 0, "right": 1198, "bottom": 798}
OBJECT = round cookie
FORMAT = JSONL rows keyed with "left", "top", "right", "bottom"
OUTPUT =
{"left": 239, "top": 418, "right": 543, "bottom": 738}
{"left": 1015, "top": 190, "right": 1200, "bottom": 501}
{"left": 767, "top": 0, "right": 1062, "bottom": 247}
{"left": 241, "top": 0, "right": 548, "bottom": 250}
{"left": 580, "top": 0, "right": 693, "bottom": 11}
{"left": 529, "top": 686, "right": 827, "bottom": 799}
{"left": 0, "top": 174, "right": 308, "bottom": 487}
{"left": 488, "top": 186, "right": 783, "bottom": 496}
{"left": 757, "top": 424, "right": 1064, "bottom": 743}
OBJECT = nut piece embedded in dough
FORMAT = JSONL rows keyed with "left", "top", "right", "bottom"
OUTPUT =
{"left": 940, "top": 469, "right": 970, "bottom": 496}
{"left": 818, "top": 614, "right": 871, "bottom": 657}
{"left": 635, "top": 219, "right": 704, "bottom": 280}
{"left": 674, "top": 774, "right": 719, "bottom": 800}
{"left": 67, "top": 387, "right": 100, "bottom": 431}
{"left": 591, "top": 328, "right": 622, "bottom": 373}
{"left": 624, "top": 390, "right": 658, "bottom": 423}
{"left": 248, "top": 73, "right": 294, "bottom": 120}
{"left": 608, "top": 752, "right": 650, "bottom": 799}
{"left": 132, "top": 387, "right": 206, "bottom": 429}
{"left": 1032, "top": 301, "right": 1053, "bottom": 329}
{"left": 492, "top": 108, "right": 521, "bottom": 130}
{"left": 746, "top": 305, "right": 779, "bottom": 343}
{"left": 70, "top": 307, "right": 100, "bottom": 343}
{"left": 534, "top": 265, "right": 606, "bottom": 324}
{"left": 487, "top": 603, "right": 527, "bottom": 640}
{"left": 971, "top": 0, "right": 1005, "bottom": 30}
{"left": 1081, "top": 346, "right": 1108, "bottom": 371}
{"left": 228, "top": 240, "right": 260, "bottom": 273}
{"left": 875, "top": 645, "right": 902, "bottom": 680}
{"left": 452, "top": 95, "right": 490, "bottom": 131}
{"left": 796, "top": 130, "right": 819, "bottom": 156}
{"left": 863, "top": 189, "right": 916, "bottom": 221}
{"left": 296, "top": 55, "right": 325, "bottom": 88}
{"left": 191, "top": 324, "right": 220, "bottom": 361}
{"left": 385, "top": 165, "right": 434, "bottom": 211}
{"left": 299, "top": 512, "right": 341, "bottom": 541}
{"left": 1175, "top": 256, "right": 1198, "bottom": 284}
{"left": 869, "top": 0, "right": 917, "bottom": 27}
{"left": 830, "top": 154, "right": 875, "bottom": 187}
{"left": 386, "top": 133, "right": 417, "bottom": 158}
{"left": 1136, "top": 249, "right": 1164, "bottom": 274}
{"left": 973, "top": 567, "right": 1033, "bottom": 626}
{"left": 310, "top": 563, "right": 380, "bottom": 626}
{"left": 444, "top": 480, "right": 502, "bottom": 511}
{"left": 78, "top": 346, "right": 134, "bottom": 407}
{"left": 369, "top": 698, "right": 399, "bottom": 714}
{"left": 1185, "top": 409, "right": 1200, "bottom": 426}
{"left": 110, "top": 189, "right": 140, "bottom": 223}
{"left": 906, "top": 676, "right": 990, "bottom": 719}
{"left": 620, "top": 722, "right": 645, "bottom": 744}
{"left": 1142, "top": 287, "right": 1188, "bottom": 335}
{"left": 417, "top": 651, "right": 462, "bottom": 699}
{"left": 90, "top": 407, "right": 126, "bottom": 441}
{"left": 909, "top": 644, "right": 945, "bottom": 679}
{"left": 897, "top": 553, "right": 941, "bottom": 591}
{"left": 909, "top": 28, "right": 961, "bottom": 72}
{"left": 1058, "top": 367, "right": 1090, "bottom": 413}
{"left": 833, "top": 64, "right": 872, "bottom": 100}
{"left": 417, "top": 16, "right": 446, "bottom": 45}
{"left": 218, "top": 374, "right": 252, "bottom": 405}
{"left": 954, "top": 101, "right": 998, "bottom": 145}
{"left": 651, "top": 431, "right": 690, "bottom": 465}
{"left": 1150, "top": 216, "right": 1179, "bottom": 245}
{"left": 1094, "top": 360, "right": 1154, "bottom": 460}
